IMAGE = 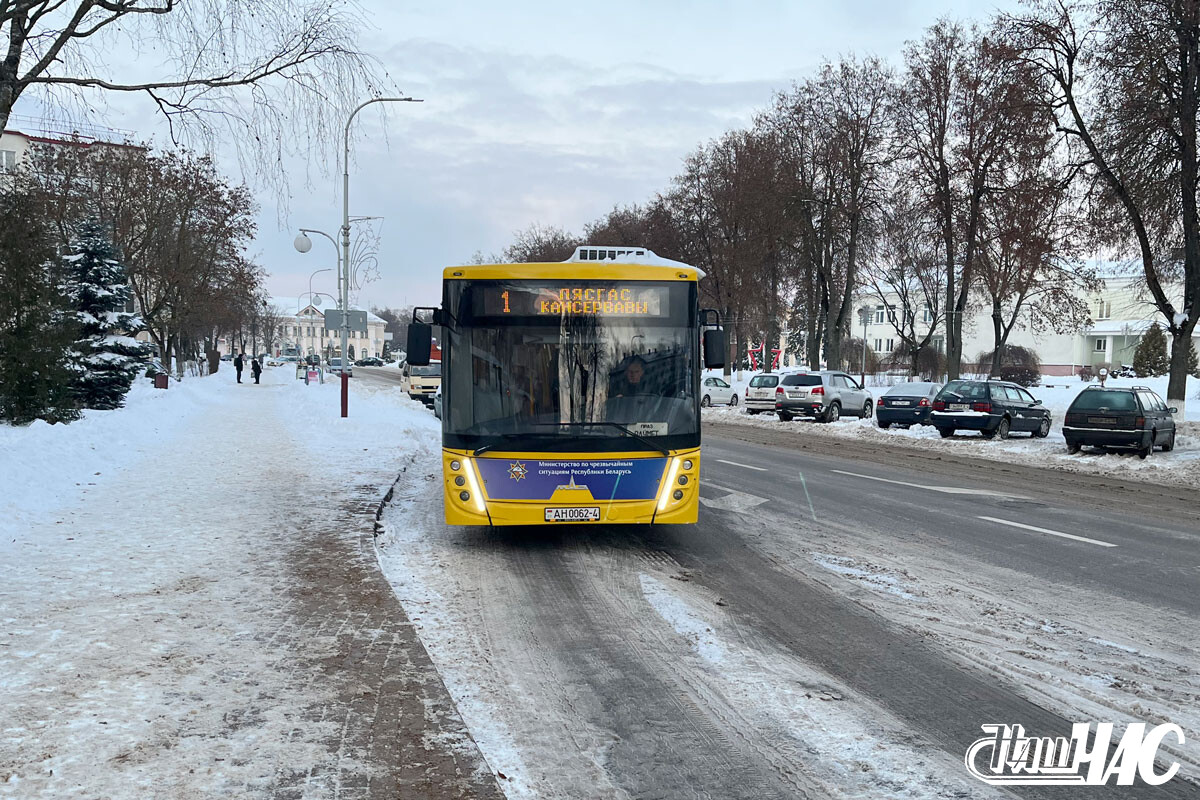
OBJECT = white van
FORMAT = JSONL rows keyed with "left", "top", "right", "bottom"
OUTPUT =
{"left": 400, "top": 360, "right": 441, "bottom": 402}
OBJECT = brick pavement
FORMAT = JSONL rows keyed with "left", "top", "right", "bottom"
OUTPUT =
{"left": 270, "top": 481, "right": 506, "bottom": 800}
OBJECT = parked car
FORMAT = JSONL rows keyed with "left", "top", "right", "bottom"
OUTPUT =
{"left": 876, "top": 381, "right": 942, "bottom": 428}
{"left": 701, "top": 376, "right": 739, "bottom": 407}
{"left": 220, "top": 354, "right": 232, "bottom": 362}
{"left": 744, "top": 373, "right": 780, "bottom": 414}
{"left": 931, "top": 379, "right": 1052, "bottom": 439}
{"left": 775, "top": 370, "right": 873, "bottom": 423}
{"left": 355, "top": 356, "right": 384, "bottom": 367}
{"left": 327, "top": 357, "right": 353, "bottom": 377}
{"left": 432, "top": 383, "right": 443, "bottom": 420}
{"left": 1063, "top": 386, "right": 1176, "bottom": 458}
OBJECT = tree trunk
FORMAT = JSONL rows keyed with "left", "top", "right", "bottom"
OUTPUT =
{"left": 990, "top": 297, "right": 1005, "bottom": 378}
{"left": 1167, "top": 325, "right": 1195, "bottom": 416}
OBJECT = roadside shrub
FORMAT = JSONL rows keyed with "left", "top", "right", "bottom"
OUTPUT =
{"left": 1078, "top": 365, "right": 1093, "bottom": 381}
{"left": 976, "top": 344, "right": 1041, "bottom": 375}
{"left": 999, "top": 366, "right": 1040, "bottom": 387}
{"left": 840, "top": 338, "right": 880, "bottom": 374}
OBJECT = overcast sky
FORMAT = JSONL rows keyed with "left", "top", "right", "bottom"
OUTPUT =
{"left": 15, "top": 0, "right": 1019, "bottom": 312}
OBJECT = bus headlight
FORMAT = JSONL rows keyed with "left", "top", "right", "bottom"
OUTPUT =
{"left": 658, "top": 458, "right": 682, "bottom": 511}
{"left": 454, "top": 475, "right": 465, "bottom": 487}
{"left": 450, "top": 460, "right": 461, "bottom": 471}
{"left": 460, "top": 457, "right": 487, "bottom": 513}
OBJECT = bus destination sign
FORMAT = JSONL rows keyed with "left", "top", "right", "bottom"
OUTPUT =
{"left": 478, "top": 285, "right": 669, "bottom": 317}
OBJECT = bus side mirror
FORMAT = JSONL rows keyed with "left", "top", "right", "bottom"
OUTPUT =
{"left": 407, "top": 323, "right": 432, "bottom": 366}
{"left": 704, "top": 328, "right": 726, "bottom": 369}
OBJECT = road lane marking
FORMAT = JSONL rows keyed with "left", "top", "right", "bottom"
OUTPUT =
{"left": 976, "top": 516, "right": 1118, "bottom": 548}
{"left": 715, "top": 459, "right": 767, "bottom": 471}
{"left": 830, "top": 469, "right": 1024, "bottom": 498}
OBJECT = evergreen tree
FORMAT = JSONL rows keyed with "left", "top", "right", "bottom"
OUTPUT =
{"left": 1188, "top": 338, "right": 1199, "bottom": 379}
{"left": 0, "top": 191, "right": 78, "bottom": 424}
{"left": 61, "top": 221, "right": 151, "bottom": 410}
{"left": 1132, "top": 322, "right": 1171, "bottom": 377}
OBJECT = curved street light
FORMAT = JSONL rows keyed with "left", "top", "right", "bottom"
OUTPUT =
{"left": 336, "top": 96, "right": 422, "bottom": 417}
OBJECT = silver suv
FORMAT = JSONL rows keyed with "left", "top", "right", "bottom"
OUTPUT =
{"left": 775, "top": 370, "right": 873, "bottom": 423}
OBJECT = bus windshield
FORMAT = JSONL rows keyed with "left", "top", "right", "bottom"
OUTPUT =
{"left": 443, "top": 279, "right": 698, "bottom": 452}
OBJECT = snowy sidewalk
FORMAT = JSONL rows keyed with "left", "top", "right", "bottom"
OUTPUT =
{"left": 1, "top": 370, "right": 501, "bottom": 799}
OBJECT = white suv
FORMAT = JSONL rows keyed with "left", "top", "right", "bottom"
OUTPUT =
{"left": 744, "top": 373, "right": 780, "bottom": 414}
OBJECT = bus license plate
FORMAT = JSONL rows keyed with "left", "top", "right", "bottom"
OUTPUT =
{"left": 544, "top": 507, "right": 601, "bottom": 522}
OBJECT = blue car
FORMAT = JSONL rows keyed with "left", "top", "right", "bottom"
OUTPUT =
{"left": 876, "top": 381, "right": 941, "bottom": 428}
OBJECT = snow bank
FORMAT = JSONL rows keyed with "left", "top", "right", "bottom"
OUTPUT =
{"left": 0, "top": 373, "right": 235, "bottom": 534}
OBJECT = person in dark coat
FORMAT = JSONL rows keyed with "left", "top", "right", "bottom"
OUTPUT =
{"left": 234, "top": 353, "right": 244, "bottom": 383}
{"left": 251, "top": 358, "right": 263, "bottom": 384}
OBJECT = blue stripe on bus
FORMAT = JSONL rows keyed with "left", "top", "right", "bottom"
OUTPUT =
{"left": 476, "top": 457, "right": 667, "bottom": 501}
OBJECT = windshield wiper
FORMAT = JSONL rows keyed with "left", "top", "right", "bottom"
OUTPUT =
{"left": 541, "top": 421, "right": 670, "bottom": 456}
{"left": 472, "top": 433, "right": 529, "bottom": 457}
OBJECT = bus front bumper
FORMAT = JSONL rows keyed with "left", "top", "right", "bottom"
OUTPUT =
{"left": 441, "top": 448, "right": 700, "bottom": 526}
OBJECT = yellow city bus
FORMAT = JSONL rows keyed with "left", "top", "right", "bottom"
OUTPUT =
{"left": 406, "top": 246, "right": 725, "bottom": 526}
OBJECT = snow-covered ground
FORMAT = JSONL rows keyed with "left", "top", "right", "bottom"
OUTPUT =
{"left": 704, "top": 372, "right": 1200, "bottom": 486}
{"left": 0, "top": 367, "right": 442, "bottom": 797}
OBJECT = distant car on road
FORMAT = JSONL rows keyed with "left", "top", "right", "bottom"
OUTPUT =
{"left": 931, "top": 379, "right": 1051, "bottom": 439}
{"left": 701, "top": 376, "right": 739, "bottom": 407}
{"left": 400, "top": 360, "right": 441, "bottom": 402}
{"left": 744, "top": 373, "right": 780, "bottom": 414}
{"left": 876, "top": 381, "right": 942, "bottom": 428}
{"left": 327, "top": 357, "right": 353, "bottom": 377}
{"left": 775, "top": 370, "right": 873, "bottom": 423}
{"left": 355, "top": 356, "right": 384, "bottom": 367}
{"left": 1063, "top": 386, "right": 1176, "bottom": 458}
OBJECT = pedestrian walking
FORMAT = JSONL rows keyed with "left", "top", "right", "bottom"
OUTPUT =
{"left": 252, "top": 357, "right": 263, "bottom": 384}
{"left": 234, "top": 353, "right": 244, "bottom": 383}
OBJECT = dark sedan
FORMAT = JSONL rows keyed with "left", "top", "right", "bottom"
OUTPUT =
{"left": 876, "top": 381, "right": 941, "bottom": 428}
{"left": 930, "top": 379, "right": 1052, "bottom": 439}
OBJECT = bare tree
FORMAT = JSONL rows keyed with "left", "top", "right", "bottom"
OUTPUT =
{"left": 1006, "top": 0, "right": 1200, "bottom": 412}
{"left": 29, "top": 141, "right": 262, "bottom": 374}
{"left": 500, "top": 223, "right": 578, "bottom": 263}
{"left": 865, "top": 190, "right": 946, "bottom": 375}
{"left": 897, "top": 20, "right": 1045, "bottom": 379}
{"left": 768, "top": 57, "right": 892, "bottom": 370}
{"left": 976, "top": 153, "right": 1098, "bottom": 375}
{"left": 1, "top": 1, "right": 386, "bottom": 193}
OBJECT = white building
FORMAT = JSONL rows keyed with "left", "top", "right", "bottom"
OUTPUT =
{"left": 852, "top": 275, "right": 1198, "bottom": 377}
{"left": 216, "top": 298, "right": 388, "bottom": 360}
{"left": 1, "top": 117, "right": 140, "bottom": 186}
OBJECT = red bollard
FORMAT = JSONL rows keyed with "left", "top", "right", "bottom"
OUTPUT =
{"left": 341, "top": 371, "right": 349, "bottom": 417}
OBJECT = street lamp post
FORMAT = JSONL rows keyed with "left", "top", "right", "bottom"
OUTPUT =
{"left": 338, "top": 96, "right": 422, "bottom": 417}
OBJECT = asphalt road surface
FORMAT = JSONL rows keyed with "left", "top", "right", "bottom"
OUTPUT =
{"left": 375, "top": 389, "right": 1200, "bottom": 799}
